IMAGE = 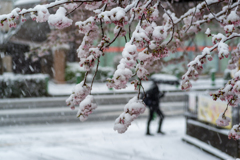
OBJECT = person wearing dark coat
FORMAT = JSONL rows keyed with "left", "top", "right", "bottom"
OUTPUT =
{"left": 144, "top": 80, "right": 165, "bottom": 135}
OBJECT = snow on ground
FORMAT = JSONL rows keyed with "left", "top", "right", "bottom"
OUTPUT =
{"left": 0, "top": 116, "right": 220, "bottom": 160}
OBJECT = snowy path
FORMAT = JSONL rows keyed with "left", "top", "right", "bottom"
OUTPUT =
{"left": 0, "top": 116, "right": 220, "bottom": 160}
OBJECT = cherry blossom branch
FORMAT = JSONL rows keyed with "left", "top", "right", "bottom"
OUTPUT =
{"left": 193, "top": 1, "right": 238, "bottom": 26}
{"left": 182, "top": 33, "right": 240, "bottom": 90}
{"left": 90, "top": 58, "right": 100, "bottom": 93}
{"left": 99, "top": 4, "right": 107, "bottom": 39}
{"left": 105, "top": 27, "right": 122, "bottom": 48}
{"left": 82, "top": 71, "right": 89, "bottom": 86}
{"left": 0, "top": 0, "right": 102, "bottom": 22}
{"left": 128, "top": 0, "right": 140, "bottom": 39}
{"left": 160, "top": 3, "right": 174, "bottom": 46}
{"left": 125, "top": 0, "right": 139, "bottom": 13}
{"left": 100, "top": 19, "right": 105, "bottom": 38}
{"left": 204, "top": 0, "right": 221, "bottom": 23}
{"left": 174, "top": 0, "right": 224, "bottom": 25}
{"left": 210, "top": 33, "right": 240, "bottom": 52}
{"left": 185, "top": 3, "right": 197, "bottom": 33}
{"left": 65, "top": 2, "right": 83, "bottom": 17}
{"left": 141, "top": 83, "right": 146, "bottom": 100}
{"left": 223, "top": 101, "right": 231, "bottom": 117}
{"left": 124, "top": 35, "right": 127, "bottom": 43}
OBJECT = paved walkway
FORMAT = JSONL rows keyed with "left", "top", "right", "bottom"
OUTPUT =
{"left": 0, "top": 116, "right": 221, "bottom": 160}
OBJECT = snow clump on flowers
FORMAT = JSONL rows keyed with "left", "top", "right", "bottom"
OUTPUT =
{"left": 226, "top": 11, "right": 240, "bottom": 26}
{"left": 75, "top": 17, "right": 100, "bottom": 71}
{"left": 77, "top": 95, "right": 97, "bottom": 122}
{"left": 152, "top": 26, "right": 168, "bottom": 42}
{"left": 141, "top": 20, "right": 156, "bottom": 36}
{"left": 136, "top": 49, "right": 153, "bottom": 79}
{"left": 48, "top": 7, "right": 73, "bottom": 29}
{"left": 131, "top": 25, "right": 150, "bottom": 49}
{"left": 205, "top": 28, "right": 211, "bottom": 36}
{"left": 66, "top": 81, "right": 91, "bottom": 110}
{"left": 98, "top": 7, "right": 128, "bottom": 26}
{"left": 30, "top": 5, "right": 50, "bottom": 23}
{"left": 75, "top": 17, "right": 97, "bottom": 33}
{"left": 106, "top": 42, "right": 137, "bottom": 89}
{"left": 228, "top": 124, "right": 240, "bottom": 140}
{"left": 216, "top": 113, "right": 231, "bottom": 127}
{"left": 114, "top": 96, "right": 146, "bottom": 133}
{"left": 0, "top": 8, "right": 20, "bottom": 28}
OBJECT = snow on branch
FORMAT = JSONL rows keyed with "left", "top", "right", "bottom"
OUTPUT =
{"left": 3, "top": 0, "right": 240, "bottom": 134}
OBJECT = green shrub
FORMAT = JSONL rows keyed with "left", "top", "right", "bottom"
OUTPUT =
{"left": 0, "top": 73, "right": 49, "bottom": 98}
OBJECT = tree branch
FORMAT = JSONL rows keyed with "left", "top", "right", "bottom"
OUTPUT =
{"left": 90, "top": 58, "right": 100, "bottom": 94}
{"left": 82, "top": 71, "right": 89, "bottom": 86}
{"left": 105, "top": 27, "right": 122, "bottom": 48}
{"left": 185, "top": 3, "right": 197, "bottom": 33}
{"left": 160, "top": 3, "right": 174, "bottom": 46}
{"left": 204, "top": 0, "right": 222, "bottom": 23}
{"left": 66, "top": 2, "right": 83, "bottom": 17}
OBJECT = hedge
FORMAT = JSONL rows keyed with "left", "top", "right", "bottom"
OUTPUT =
{"left": 0, "top": 73, "right": 49, "bottom": 98}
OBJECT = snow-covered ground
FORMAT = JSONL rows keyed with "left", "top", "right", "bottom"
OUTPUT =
{"left": 0, "top": 116, "right": 222, "bottom": 160}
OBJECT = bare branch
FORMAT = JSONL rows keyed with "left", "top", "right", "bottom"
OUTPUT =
{"left": 204, "top": 0, "right": 222, "bottom": 23}
{"left": 105, "top": 27, "right": 122, "bottom": 48}
{"left": 66, "top": 2, "right": 83, "bottom": 17}
{"left": 185, "top": 3, "right": 197, "bottom": 33}
{"left": 82, "top": 71, "right": 89, "bottom": 86}
{"left": 90, "top": 58, "right": 100, "bottom": 93}
{"left": 160, "top": 3, "right": 174, "bottom": 45}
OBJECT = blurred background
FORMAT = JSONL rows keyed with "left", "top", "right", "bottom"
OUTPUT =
{"left": 0, "top": 0, "right": 238, "bottom": 160}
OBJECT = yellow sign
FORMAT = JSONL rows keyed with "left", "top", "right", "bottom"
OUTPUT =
{"left": 198, "top": 95, "right": 232, "bottom": 129}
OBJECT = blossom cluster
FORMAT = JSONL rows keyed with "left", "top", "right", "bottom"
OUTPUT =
{"left": 48, "top": 7, "right": 73, "bottom": 29}
{"left": 106, "top": 42, "right": 136, "bottom": 89}
{"left": 114, "top": 96, "right": 146, "bottom": 133}
{"left": 209, "top": 70, "right": 240, "bottom": 107}
{"left": 136, "top": 49, "right": 153, "bottom": 79}
{"left": 98, "top": 7, "right": 128, "bottom": 27}
{"left": 216, "top": 113, "right": 231, "bottom": 127}
{"left": 131, "top": 1, "right": 158, "bottom": 22}
{"left": 0, "top": 8, "right": 20, "bottom": 28}
{"left": 76, "top": 17, "right": 100, "bottom": 71}
{"left": 181, "top": 47, "right": 213, "bottom": 90}
{"left": 227, "top": 44, "right": 240, "bottom": 70}
{"left": 30, "top": 5, "right": 50, "bottom": 23}
{"left": 66, "top": 81, "right": 91, "bottom": 110}
{"left": 131, "top": 25, "right": 150, "bottom": 49}
{"left": 76, "top": 95, "right": 97, "bottom": 122}
{"left": 228, "top": 124, "right": 240, "bottom": 140}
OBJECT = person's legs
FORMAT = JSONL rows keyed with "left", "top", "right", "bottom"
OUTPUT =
{"left": 146, "top": 108, "right": 154, "bottom": 135}
{"left": 156, "top": 108, "right": 165, "bottom": 133}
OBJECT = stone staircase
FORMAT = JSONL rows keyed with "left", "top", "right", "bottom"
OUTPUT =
{"left": 0, "top": 93, "right": 187, "bottom": 126}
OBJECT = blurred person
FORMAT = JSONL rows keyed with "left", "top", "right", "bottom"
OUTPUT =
{"left": 143, "top": 80, "right": 165, "bottom": 136}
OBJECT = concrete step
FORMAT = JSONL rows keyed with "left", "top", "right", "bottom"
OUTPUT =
{"left": 0, "top": 102, "right": 186, "bottom": 126}
{"left": 0, "top": 93, "right": 188, "bottom": 109}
